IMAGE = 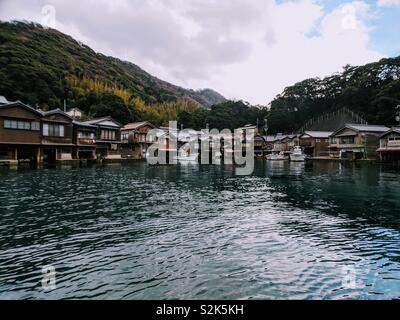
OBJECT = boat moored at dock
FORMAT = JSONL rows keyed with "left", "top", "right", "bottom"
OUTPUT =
{"left": 266, "top": 151, "right": 288, "bottom": 161}
{"left": 290, "top": 146, "right": 306, "bottom": 162}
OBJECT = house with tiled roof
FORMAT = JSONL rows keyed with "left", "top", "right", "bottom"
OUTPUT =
{"left": 121, "top": 121, "right": 157, "bottom": 159}
{"left": 299, "top": 131, "right": 333, "bottom": 157}
{"left": 377, "top": 128, "right": 400, "bottom": 162}
{"left": 80, "top": 117, "right": 122, "bottom": 159}
{"left": 329, "top": 124, "right": 390, "bottom": 160}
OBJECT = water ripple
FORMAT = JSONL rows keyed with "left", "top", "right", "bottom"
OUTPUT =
{"left": 0, "top": 161, "right": 400, "bottom": 299}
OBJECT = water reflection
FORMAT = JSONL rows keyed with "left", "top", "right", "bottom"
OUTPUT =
{"left": 0, "top": 161, "right": 399, "bottom": 299}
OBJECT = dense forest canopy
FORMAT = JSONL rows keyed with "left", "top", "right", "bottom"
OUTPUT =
{"left": 0, "top": 21, "right": 226, "bottom": 124}
{"left": 1, "top": 21, "right": 400, "bottom": 132}
{"left": 178, "top": 100, "right": 267, "bottom": 131}
{"left": 268, "top": 59, "right": 400, "bottom": 133}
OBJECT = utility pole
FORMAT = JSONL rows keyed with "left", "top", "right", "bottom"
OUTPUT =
{"left": 264, "top": 118, "right": 268, "bottom": 135}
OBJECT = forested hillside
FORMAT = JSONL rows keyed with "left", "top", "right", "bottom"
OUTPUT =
{"left": 268, "top": 58, "right": 400, "bottom": 133}
{"left": 0, "top": 21, "right": 226, "bottom": 124}
{"left": 2, "top": 21, "right": 400, "bottom": 132}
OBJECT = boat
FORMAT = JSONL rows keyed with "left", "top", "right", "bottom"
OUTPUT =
{"left": 173, "top": 149, "right": 199, "bottom": 162}
{"left": 174, "top": 154, "right": 199, "bottom": 162}
{"left": 290, "top": 146, "right": 306, "bottom": 162}
{"left": 266, "top": 151, "right": 288, "bottom": 161}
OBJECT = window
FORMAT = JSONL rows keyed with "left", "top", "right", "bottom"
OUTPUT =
{"left": 31, "top": 122, "right": 40, "bottom": 131}
{"left": 43, "top": 123, "right": 65, "bottom": 137}
{"left": 101, "top": 129, "right": 116, "bottom": 141}
{"left": 3, "top": 119, "right": 40, "bottom": 131}
{"left": 122, "top": 133, "right": 129, "bottom": 140}
{"left": 78, "top": 131, "right": 95, "bottom": 139}
{"left": 340, "top": 136, "right": 355, "bottom": 144}
{"left": 139, "top": 134, "right": 146, "bottom": 142}
{"left": 43, "top": 123, "right": 49, "bottom": 136}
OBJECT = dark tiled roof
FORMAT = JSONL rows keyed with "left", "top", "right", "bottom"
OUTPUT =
{"left": 122, "top": 121, "right": 155, "bottom": 131}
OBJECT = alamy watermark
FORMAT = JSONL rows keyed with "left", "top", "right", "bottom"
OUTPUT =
{"left": 41, "top": 265, "right": 56, "bottom": 291}
{"left": 341, "top": 265, "right": 379, "bottom": 291}
{"left": 41, "top": 4, "right": 57, "bottom": 29}
{"left": 145, "top": 121, "right": 255, "bottom": 176}
{"left": 342, "top": 265, "right": 358, "bottom": 289}
{"left": 341, "top": 4, "right": 357, "bottom": 30}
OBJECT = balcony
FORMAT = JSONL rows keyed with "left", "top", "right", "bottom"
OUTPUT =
{"left": 379, "top": 140, "right": 400, "bottom": 151}
{"left": 121, "top": 135, "right": 154, "bottom": 144}
{"left": 78, "top": 138, "right": 96, "bottom": 145}
{"left": 42, "top": 136, "right": 73, "bottom": 145}
{"left": 388, "top": 140, "right": 400, "bottom": 147}
{"left": 337, "top": 143, "right": 364, "bottom": 149}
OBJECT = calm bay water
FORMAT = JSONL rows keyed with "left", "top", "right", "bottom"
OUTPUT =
{"left": 0, "top": 161, "right": 400, "bottom": 300}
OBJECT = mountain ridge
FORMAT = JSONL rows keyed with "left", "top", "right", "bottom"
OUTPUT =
{"left": 0, "top": 21, "right": 226, "bottom": 110}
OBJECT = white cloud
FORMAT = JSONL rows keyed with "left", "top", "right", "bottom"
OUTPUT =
{"left": 377, "top": 0, "right": 400, "bottom": 6}
{"left": 0, "top": 0, "right": 386, "bottom": 104}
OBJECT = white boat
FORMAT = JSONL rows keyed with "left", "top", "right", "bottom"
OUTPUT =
{"left": 174, "top": 154, "right": 198, "bottom": 162}
{"left": 290, "top": 146, "right": 306, "bottom": 162}
{"left": 266, "top": 151, "right": 288, "bottom": 161}
{"left": 173, "top": 150, "right": 199, "bottom": 162}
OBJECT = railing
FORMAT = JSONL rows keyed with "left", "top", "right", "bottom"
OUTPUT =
{"left": 122, "top": 138, "right": 155, "bottom": 144}
{"left": 97, "top": 139, "right": 120, "bottom": 143}
{"left": 60, "top": 153, "right": 72, "bottom": 160}
{"left": 388, "top": 140, "right": 400, "bottom": 147}
{"left": 337, "top": 143, "right": 364, "bottom": 148}
{"left": 42, "top": 137, "right": 73, "bottom": 144}
{"left": 78, "top": 138, "right": 95, "bottom": 145}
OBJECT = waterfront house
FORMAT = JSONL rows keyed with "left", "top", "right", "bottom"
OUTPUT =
{"left": 177, "top": 129, "right": 201, "bottom": 160}
{"left": 329, "top": 124, "right": 389, "bottom": 160}
{"left": 149, "top": 126, "right": 179, "bottom": 163}
{"left": 299, "top": 131, "right": 333, "bottom": 157}
{"left": 81, "top": 117, "right": 122, "bottom": 159}
{"left": 281, "top": 134, "right": 298, "bottom": 152}
{"left": 177, "top": 129, "right": 200, "bottom": 149}
{"left": 121, "top": 121, "right": 157, "bottom": 159}
{"left": 158, "top": 126, "right": 179, "bottom": 153}
{"left": 236, "top": 125, "right": 258, "bottom": 155}
{"left": 0, "top": 101, "right": 42, "bottom": 166}
{"left": 254, "top": 135, "right": 266, "bottom": 157}
{"left": 273, "top": 133, "right": 285, "bottom": 152}
{"left": 40, "top": 109, "right": 74, "bottom": 163}
{"left": 264, "top": 135, "right": 276, "bottom": 153}
{"left": 73, "top": 121, "right": 97, "bottom": 160}
{"left": 271, "top": 134, "right": 296, "bottom": 153}
{"left": 377, "top": 128, "right": 400, "bottom": 162}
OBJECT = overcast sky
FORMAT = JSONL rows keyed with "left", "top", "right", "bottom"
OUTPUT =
{"left": 1, "top": 0, "right": 400, "bottom": 104}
